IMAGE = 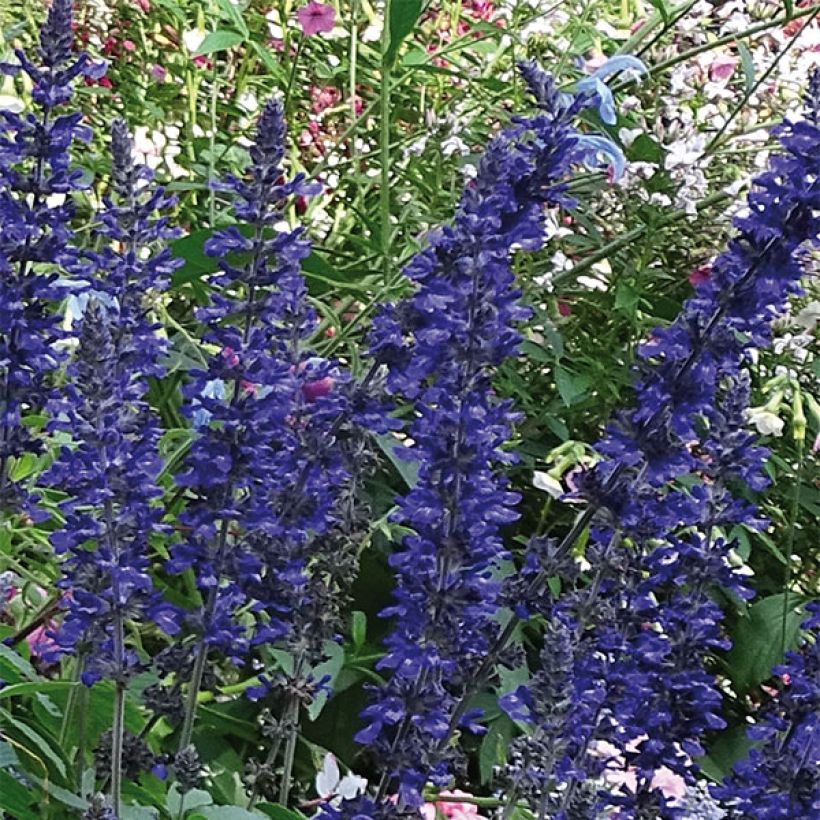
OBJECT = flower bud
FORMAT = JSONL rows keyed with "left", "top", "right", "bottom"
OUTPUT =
{"left": 791, "top": 391, "right": 806, "bottom": 443}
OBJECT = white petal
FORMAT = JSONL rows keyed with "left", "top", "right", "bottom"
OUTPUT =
{"left": 533, "top": 471, "right": 564, "bottom": 499}
{"left": 337, "top": 774, "right": 367, "bottom": 799}
{"left": 315, "top": 753, "right": 340, "bottom": 798}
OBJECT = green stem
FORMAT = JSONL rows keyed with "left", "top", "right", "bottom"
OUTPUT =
{"left": 278, "top": 694, "right": 301, "bottom": 807}
{"left": 111, "top": 682, "right": 125, "bottom": 816}
{"left": 284, "top": 35, "right": 305, "bottom": 114}
{"left": 617, "top": 1, "right": 697, "bottom": 57}
{"left": 349, "top": 0, "right": 359, "bottom": 142}
{"left": 380, "top": 6, "right": 392, "bottom": 282}
{"left": 781, "top": 438, "right": 805, "bottom": 656}
{"left": 208, "top": 58, "right": 219, "bottom": 227}
{"left": 178, "top": 586, "right": 217, "bottom": 752}
{"left": 549, "top": 188, "right": 733, "bottom": 284}
{"left": 103, "top": 495, "right": 125, "bottom": 815}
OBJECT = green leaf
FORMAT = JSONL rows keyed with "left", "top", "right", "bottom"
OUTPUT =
{"left": 384, "top": 0, "right": 424, "bottom": 66}
{"left": 0, "top": 643, "right": 39, "bottom": 684}
{"left": 0, "top": 680, "right": 74, "bottom": 700}
{"left": 627, "top": 134, "right": 663, "bottom": 164}
{"left": 698, "top": 724, "right": 753, "bottom": 781}
{"left": 0, "top": 740, "right": 19, "bottom": 768}
{"left": 194, "top": 29, "right": 245, "bottom": 56}
{"left": 199, "top": 807, "right": 271, "bottom": 819}
{"left": 171, "top": 228, "right": 221, "bottom": 286}
{"left": 256, "top": 804, "right": 306, "bottom": 820}
{"left": 26, "top": 775, "right": 88, "bottom": 810}
{"left": 34, "top": 692, "right": 61, "bottom": 718}
{"left": 0, "top": 710, "right": 68, "bottom": 780}
{"left": 198, "top": 703, "right": 259, "bottom": 742}
{"left": 376, "top": 434, "right": 419, "bottom": 488}
{"left": 120, "top": 807, "right": 161, "bottom": 820}
{"left": 752, "top": 530, "right": 788, "bottom": 565}
{"left": 737, "top": 42, "right": 755, "bottom": 93}
{"left": 0, "top": 770, "right": 38, "bottom": 819}
{"left": 725, "top": 593, "right": 810, "bottom": 693}
{"left": 351, "top": 610, "right": 367, "bottom": 651}
{"left": 478, "top": 716, "right": 513, "bottom": 784}
{"left": 306, "top": 641, "right": 346, "bottom": 720}
{"left": 614, "top": 282, "right": 640, "bottom": 316}
{"left": 166, "top": 784, "right": 214, "bottom": 815}
{"left": 520, "top": 340, "right": 552, "bottom": 364}
{"left": 28, "top": 680, "right": 143, "bottom": 750}
{"left": 645, "top": 0, "right": 670, "bottom": 23}
{"left": 215, "top": 0, "right": 249, "bottom": 37}
{"left": 554, "top": 367, "right": 590, "bottom": 406}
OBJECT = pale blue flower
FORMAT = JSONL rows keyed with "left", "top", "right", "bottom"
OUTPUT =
{"left": 576, "top": 55, "right": 647, "bottom": 125}
{"left": 576, "top": 134, "right": 626, "bottom": 180}
{"left": 191, "top": 378, "right": 226, "bottom": 429}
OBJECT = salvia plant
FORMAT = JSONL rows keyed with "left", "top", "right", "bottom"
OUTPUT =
{"left": 0, "top": 3, "right": 817, "bottom": 820}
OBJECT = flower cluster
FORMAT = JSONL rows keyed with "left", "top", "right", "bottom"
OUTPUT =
{"left": 168, "top": 98, "right": 320, "bottom": 668}
{"left": 351, "top": 63, "right": 608, "bottom": 810}
{"left": 0, "top": 0, "right": 103, "bottom": 513}
{"left": 43, "top": 117, "right": 180, "bottom": 685}
{"left": 168, "top": 98, "right": 391, "bottom": 766}
{"left": 712, "top": 604, "right": 819, "bottom": 818}
{"left": 502, "top": 67, "right": 820, "bottom": 817}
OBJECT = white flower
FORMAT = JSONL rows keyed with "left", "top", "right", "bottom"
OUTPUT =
{"left": 182, "top": 29, "right": 206, "bottom": 53}
{"left": 665, "top": 135, "right": 706, "bottom": 170}
{"left": 361, "top": 23, "right": 382, "bottom": 43}
{"left": 746, "top": 407, "right": 785, "bottom": 437}
{"left": 576, "top": 275, "right": 608, "bottom": 292}
{"left": 441, "top": 135, "right": 469, "bottom": 157}
{"left": 0, "top": 95, "right": 23, "bottom": 113}
{"left": 315, "top": 754, "right": 367, "bottom": 804}
{"left": 618, "top": 127, "right": 643, "bottom": 148}
{"left": 237, "top": 91, "right": 258, "bottom": 113}
{"left": 794, "top": 301, "right": 820, "bottom": 330}
{"left": 533, "top": 471, "right": 564, "bottom": 499}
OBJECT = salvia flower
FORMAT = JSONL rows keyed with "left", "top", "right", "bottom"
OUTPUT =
{"left": 170, "top": 99, "right": 392, "bottom": 760}
{"left": 169, "top": 98, "right": 319, "bottom": 670}
{"left": 349, "top": 63, "right": 597, "bottom": 810}
{"left": 504, "top": 70, "right": 820, "bottom": 816}
{"left": 0, "top": 0, "right": 103, "bottom": 513}
{"left": 712, "top": 604, "right": 819, "bottom": 819}
{"left": 42, "top": 119, "right": 180, "bottom": 684}
{"left": 576, "top": 55, "right": 647, "bottom": 125}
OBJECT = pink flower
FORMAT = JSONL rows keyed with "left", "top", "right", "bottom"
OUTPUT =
{"left": 221, "top": 346, "right": 240, "bottom": 367}
{"left": 27, "top": 623, "right": 57, "bottom": 660}
{"left": 296, "top": 2, "right": 335, "bottom": 36}
{"left": 302, "top": 376, "right": 334, "bottom": 402}
{"left": 709, "top": 55, "right": 738, "bottom": 81}
{"left": 650, "top": 767, "right": 687, "bottom": 800}
{"left": 688, "top": 263, "right": 711, "bottom": 287}
{"left": 349, "top": 94, "right": 364, "bottom": 116}
{"left": 421, "top": 791, "right": 487, "bottom": 820}
{"left": 310, "top": 84, "right": 341, "bottom": 115}
{"left": 151, "top": 64, "right": 167, "bottom": 82}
